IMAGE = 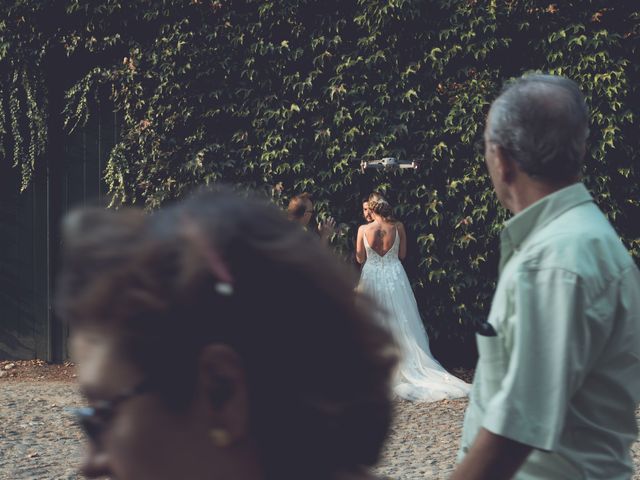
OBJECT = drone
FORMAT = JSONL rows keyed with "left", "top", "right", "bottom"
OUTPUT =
{"left": 359, "top": 157, "right": 420, "bottom": 173}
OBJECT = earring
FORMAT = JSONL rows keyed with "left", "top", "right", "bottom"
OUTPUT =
{"left": 209, "top": 428, "right": 232, "bottom": 448}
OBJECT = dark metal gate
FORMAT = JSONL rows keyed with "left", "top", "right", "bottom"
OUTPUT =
{"left": 0, "top": 102, "right": 119, "bottom": 361}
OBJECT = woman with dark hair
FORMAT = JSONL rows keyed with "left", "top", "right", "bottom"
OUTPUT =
{"left": 356, "top": 193, "right": 469, "bottom": 402}
{"left": 56, "top": 187, "right": 397, "bottom": 480}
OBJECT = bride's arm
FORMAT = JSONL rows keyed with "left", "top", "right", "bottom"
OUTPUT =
{"left": 397, "top": 222, "right": 407, "bottom": 260}
{"left": 356, "top": 225, "right": 367, "bottom": 264}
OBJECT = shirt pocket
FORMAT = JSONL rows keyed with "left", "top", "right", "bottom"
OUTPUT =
{"left": 460, "top": 334, "right": 509, "bottom": 457}
{"left": 475, "top": 333, "right": 509, "bottom": 402}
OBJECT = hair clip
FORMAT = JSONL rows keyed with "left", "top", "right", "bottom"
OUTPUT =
{"left": 214, "top": 282, "right": 234, "bottom": 296}
{"left": 181, "top": 215, "right": 235, "bottom": 296}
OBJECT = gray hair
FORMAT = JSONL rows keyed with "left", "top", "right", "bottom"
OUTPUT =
{"left": 486, "top": 74, "right": 590, "bottom": 182}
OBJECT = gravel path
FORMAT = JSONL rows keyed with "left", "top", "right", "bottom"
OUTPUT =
{"left": 1, "top": 382, "right": 84, "bottom": 480}
{"left": 375, "top": 399, "right": 467, "bottom": 479}
{"left": 1, "top": 381, "right": 640, "bottom": 479}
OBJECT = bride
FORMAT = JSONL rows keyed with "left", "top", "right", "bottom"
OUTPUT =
{"left": 356, "top": 193, "right": 470, "bottom": 402}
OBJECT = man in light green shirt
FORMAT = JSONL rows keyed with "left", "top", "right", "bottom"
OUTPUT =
{"left": 452, "top": 74, "right": 640, "bottom": 479}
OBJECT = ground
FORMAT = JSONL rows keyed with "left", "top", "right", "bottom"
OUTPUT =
{"left": 0, "top": 360, "right": 78, "bottom": 382}
{"left": 1, "top": 361, "right": 639, "bottom": 479}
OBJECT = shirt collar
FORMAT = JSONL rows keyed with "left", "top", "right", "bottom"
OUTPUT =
{"left": 500, "top": 182, "right": 593, "bottom": 258}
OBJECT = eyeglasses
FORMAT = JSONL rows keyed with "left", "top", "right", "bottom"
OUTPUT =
{"left": 67, "top": 380, "right": 153, "bottom": 445}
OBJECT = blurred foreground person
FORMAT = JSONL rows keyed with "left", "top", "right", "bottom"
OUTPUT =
{"left": 452, "top": 74, "right": 640, "bottom": 479}
{"left": 56, "top": 187, "right": 396, "bottom": 480}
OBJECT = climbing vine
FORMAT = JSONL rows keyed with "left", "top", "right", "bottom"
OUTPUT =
{"left": 1, "top": 1, "right": 639, "bottom": 347}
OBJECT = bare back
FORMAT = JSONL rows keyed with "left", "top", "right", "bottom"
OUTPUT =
{"left": 356, "top": 219, "right": 406, "bottom": 264}
{"left": 364, "top": 221, "right": 398, "bottom": 257}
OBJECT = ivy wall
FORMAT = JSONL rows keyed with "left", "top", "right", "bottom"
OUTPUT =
{"left": 1, "top": 1, "right": 639, "bottom": 361}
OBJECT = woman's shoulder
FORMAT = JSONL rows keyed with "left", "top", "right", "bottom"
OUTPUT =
{"left": 360, "top": 222, "right": 380, "bottom": 232}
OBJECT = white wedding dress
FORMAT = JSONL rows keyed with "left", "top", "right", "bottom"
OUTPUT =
{"left": 358, "top": 226, "right": 470, "bottom": 402}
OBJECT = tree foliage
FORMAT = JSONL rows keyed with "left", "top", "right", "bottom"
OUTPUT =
{"left": 1, "top": 1, "right": 639, "bottom": 346}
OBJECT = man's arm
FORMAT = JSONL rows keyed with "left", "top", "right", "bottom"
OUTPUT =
{"left": 450, "top": 428, "right": 532, "bottom": 480}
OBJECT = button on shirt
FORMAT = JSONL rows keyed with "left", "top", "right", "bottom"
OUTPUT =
{"left": 458, "top": 183, "right": 640, "bottom": 479}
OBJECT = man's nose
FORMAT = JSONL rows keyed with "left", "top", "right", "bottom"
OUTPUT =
{"left": 80, "top": 445, "right": 111, "bottom": 478}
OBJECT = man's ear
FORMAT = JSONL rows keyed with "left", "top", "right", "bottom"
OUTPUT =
{"left": 197, "top": 344, "right": 249, "bottom": 444}
{"left": 495, "top": 145, "right": 517, "bottom": 184}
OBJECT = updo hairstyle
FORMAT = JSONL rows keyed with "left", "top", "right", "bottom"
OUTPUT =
{"left": 367, "top": 192, "right": 393, "bottom": 219}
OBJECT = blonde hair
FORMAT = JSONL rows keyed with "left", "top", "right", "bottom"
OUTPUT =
{"left": 367, "top": 192, "right": 393, "bottom": 219}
